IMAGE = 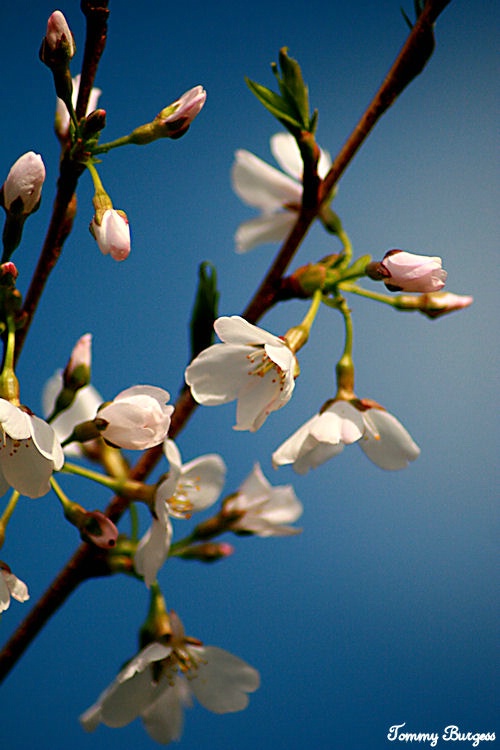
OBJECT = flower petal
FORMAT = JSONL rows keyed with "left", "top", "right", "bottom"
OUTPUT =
{"left": 360, "top": 408, "right": 420, "bottom": 470}
{"left": 0, "top": 400, "right": 31, "bottom": 439}
{"left": 235, "top": 212, "right": 297, "bottom": 253}
{"left": 189, "top": 646, "right": 260, "bottom": 713}
{"left": 180, "top": 454, "right": 226, "bottom": 511}
{"left": 134, "top": 516, "right": 173, "bottom": 587}
{"left": 0, "top": 437, "right": 55, "bottom": 498}
{"left": 141, "top": 678, "right": 188, "bottom": 744}
{"left": 28, "top": 414, "right": 64, "bottom": 468}
{"left": 231, "top": 149, "right": 301, "bottom": 211}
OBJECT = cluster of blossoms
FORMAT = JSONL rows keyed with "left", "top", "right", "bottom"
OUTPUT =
{"left": 0, "top": 9, "right": 475, "bottom": 748}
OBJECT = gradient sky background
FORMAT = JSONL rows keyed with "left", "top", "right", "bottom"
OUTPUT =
{"left": 0, "top": 1, "right": 498, "bottom": 749}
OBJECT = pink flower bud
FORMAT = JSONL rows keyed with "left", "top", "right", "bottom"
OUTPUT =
{"left": 2, "top": 152, "right": 46, "bottom": 215}
{"left": 63, "top": 333, "right": 92, "bottom": 390}
{"left": 418, "top": 292, "right": 474, "bottom": 319}
{"left": 81, "top": 511, "right": 119, "bottom": 549}
{"left": 157, "top": 86, "right": 206, "bottom": 136}
{"left": 0, "top": 262, "right": 18, "bottom": 280}
{"left": 90, "top": 209, "right": 131, "bottom": 262}
{"left": 45, "top": 10, "right": 76, "bottom": 59}
{"left": 378, "top": 250, "right": 447, "bottom": 293}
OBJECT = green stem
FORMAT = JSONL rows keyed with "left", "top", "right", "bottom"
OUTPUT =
{"left": 337, "top": 227, "right": 353, "bottom": 266}
{"left": 341, "top": 282, "right": 401, "bottom": 307}
{"left": 92, "top": 134, "right": 134, "bottom": 155}
{"left": 0, "top": 491, "right": 20, "bottom": 550}
{"left": 0, "top": 316, "right": 20, "bottom": 403}
{"left": 62, "top": 461, "right": 154, "bottom": 503}
{"left": 50, "top": 476, "right": 73, "bottom": 513}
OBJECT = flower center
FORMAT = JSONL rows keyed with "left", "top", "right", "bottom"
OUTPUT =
{"left": 246, "top": 348, "right": 286, "bottom": 389}
{"left": 167, "top": 477, "right": 201, "bottom": 519}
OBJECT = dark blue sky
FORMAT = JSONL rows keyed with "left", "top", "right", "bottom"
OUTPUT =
{"left": 0, "top": 2, "right": 498, "bottom": 749}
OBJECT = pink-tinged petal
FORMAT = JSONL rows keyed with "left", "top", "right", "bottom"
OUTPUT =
{"left": 235, "top": 212, "right": 297, "bottom": 253}
{"left": 381, "top": 250, "right": 447, "bottom": 293}
{"left": 142, "top": 678, "right": 188, "bottom": 744}
{"left": 134, "top": 515, "right": 173, "bottom": 588}
{"left": 91, "top": 209, "right": 130, "bottom": 261}
{"left": 360, "top": 408, "right": 420, "bottom": 470}
{"left": 2, "top": 152, "right": 46, "bottom": 214}
{"left": 0, "top": 400, "right": 31, "bottom": 439}
{"left": 232, "top": 149, "right": 301, "bottom": 211}
{"left": 190, "top": 646, "right": 260, "bottom": 713}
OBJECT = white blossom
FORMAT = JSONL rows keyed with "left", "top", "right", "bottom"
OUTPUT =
{"left": 231, "top": 132, "right": 331, "bottom": 252}
{"left": 80, "top": 612, "right": 260, "bottom": 744}
{"left": 224, "top": 462, "right": 302, "bottom": 536}
{"left": 0, "top": 399, "right": 64, "bottom": 498}
{"left": 185, "top": 316, "right": 298, "bottom": 432}
{"left": 96, "top": 386, "right": 173, "bottom": 450}
{"left": 134, "top": 439, "right": 226, "bottom": 587}
{"left": 273, "top": 399, "right": 419, "bottom": 473}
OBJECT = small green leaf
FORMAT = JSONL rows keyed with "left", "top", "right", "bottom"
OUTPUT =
{"left": 245, "top": 78, "right": 303, "bottom": 130}
{"left": 189, "top": 262, "right": 220, "bottom": 359}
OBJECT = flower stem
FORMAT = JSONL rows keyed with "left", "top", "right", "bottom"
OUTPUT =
{"left": 0, "top": 316, "right": 20, "bottom": 404}
{"left": 340, "top": 282, "right": 401, "bottom": 306}
{"left": 62, "top": 461, "right": 154, "bottom": 504}
{"left": 92, "top": 134, "right": 134, "bottom": 155}
{"left": 0, "top": 491, "right": 20, "bottom": 550}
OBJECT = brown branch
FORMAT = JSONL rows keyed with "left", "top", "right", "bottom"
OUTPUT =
{"left": 0, "top": 0, "right": 454, "bottom": 682}
{"left": 14, "top": 2, "right": 111, "bottom": 364}
{"left": 319, "top": 0, "right": 452, "bottom": 203}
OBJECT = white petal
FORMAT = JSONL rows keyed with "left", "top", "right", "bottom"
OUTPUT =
{"left": 180, "top": 454, "right": 227, "bottom": 511}
{"left": 270, "top": 132, "right": 332, "bottom": 180}
{"left": 214, "top": 316, "right": 282, "bottom": 348}
{"left": 141, "top": 678, "right": 188, "bottom": 744}
{"left": 0, "top": 400, "right": 31, "bottom": 439}
{"left": 359, "top": 408, "right": 420, "bottom": 470}
{"left": 0, "top": 574, "right": 11, "bottom": 612}
{"left": 235, "top": 212, "right": 297, "bottom": 253}
{"left": 163, "top": 439, "right": 182, "bottom": 480}
{"left": 134, "top": 516, "right": 173, "bottom": 587}
{"left": 190, "top": 646, "right": 260, "bottom": 713}
{"left": 79, "top": 702, "right": 102, "bottom": 732}
{"left": 0, "top": 437, "right": 54, "bottom": 498}
{"left": 235, "top": 366, "right": 292, "bottom": 431}
{"left": 119, "top": 643, "right": 172, "bottom": 682}
{"left": 235, "top": 462, "right": 272, "bottom": 502}
{"left": 270, "top": 133, "right": 304, "bottom": 180}
{"left": 28, "top": 414, "right": 64, "bottom": 468}
{"left": 272, "top": 414, "right": 320, "bottom": 467}
{"left": 185, "top": 344, "right": 252, "bottom": 405}
{"left": 114, "top": 385, "right": 172, "bottom": 406}
{"left": 313, "top": 402, "right": 364, "bottom": 445}
{"left": 3, "top": 571, "right": 29, "bottom": 602}
{"left": 43, "top": 371, "right": 102, "bottom": 453}
{"left": 99, "top": 669, "right": 159, "bottom": 727}
{"left": 231, "top": 149, "right": 301, "bottom": 210}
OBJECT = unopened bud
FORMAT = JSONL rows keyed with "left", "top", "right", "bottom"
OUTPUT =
{"left": 177, "top": 541, "right": 234, "bottom": 562}
{"left": 40, "top": 10, "right": 76, "bottom": 66}
{"left": 1, "top": 152, "right": 45, "bottom": 217}
{"left": 90, "top": 208, "right": 131, "bottom": 262}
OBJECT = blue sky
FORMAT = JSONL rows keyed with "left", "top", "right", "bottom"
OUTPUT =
{"left": 0, "top": 1, "right": 498, "bottom": 749}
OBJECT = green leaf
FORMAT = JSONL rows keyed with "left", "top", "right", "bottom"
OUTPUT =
{"left": 245, "top": 78, "right": 303, "bottom": 130}
{"left": 189, "top": 262, "right": 220, "bottom": 360}
{"left": 277, "top": 48, "right": 310, "bottom": 128}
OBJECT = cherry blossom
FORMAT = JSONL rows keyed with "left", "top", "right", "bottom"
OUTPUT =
{"left": 95, "top": 386, "right": 173, "bottom": 450}
{"left": 90, "top": 208, "right": 130, "bottom": 261}
{"left": 0, "top": 399, "right": 64, "bottom": 498}
{"left": 134, "top": 439, "right": 226, "bottom": 587}
{"left": 223, "top": 462, "right": 302, "bottom": 536}
{"left": 231, "top": 132, "right": 331, "bottom": 252}
{"left": 2, "top": 152, "right": 46, "bottom": 215}
{"left": 367, "top": 250, "right": 447, "bottom": 293}
{"left": 273, "top": 399, "right": 419, "bottom": 473}
{"left": 80, "top": 611, "right": 260, "bottom": 744}
{"left": 417, "top": 291, "right": 474, "bottom": 318}
{"left": 0, "top": 562, "right": 29, "bottom": 613}
{"left": 185, "top": 316, "right": 298, "bottom": 432}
